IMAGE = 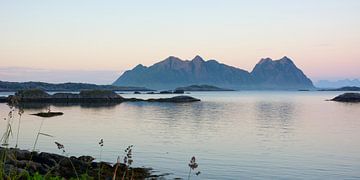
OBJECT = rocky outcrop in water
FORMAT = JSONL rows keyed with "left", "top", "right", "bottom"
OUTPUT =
{"left": 147, "top": 96, "right": 200, "bottom": 103}
{"left": 320, "top": 86, "right": 360, "bottom": 91}
{"left": 175, "top": 84, "right": 234, "bottom": 91}
{"left": 3, "top": 89, "right": 200, "bottom": 104}
{"left": 331, "top": 93, "right": 360, "bottom": 102}
{"left": 10, "top": 89, "right": 125, "bottom": 103}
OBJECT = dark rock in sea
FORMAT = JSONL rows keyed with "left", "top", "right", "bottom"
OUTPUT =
{"left": 160, "top": 90, "right": 173, "bottom": 94}
{"left": 147, "top": 96, "right": 200, "bottom": 103}
{"left": 175, "top": 84, "right": 234, "bottom": 91}
{"left": 15, "top": 89, "right": 51, "bottom": 100}
{"left": 134, "top": 91, "right": 141, "bottom": 94}
{"left": 0, "top": 97, "right": 7, "bottom": 103}
{"left": 8, "top": 89, "right": 125, "bottom": 103}
{"left": 173, "top": 89, "right": 185, "bottom": 94}
{"left": 2, "top": 89, "right": 201, "bottom": 104}
{"left": 319, "top": 86, "right": 360, "bottom": 91}
{"left": 331, "top": 93, "right": 360, "bottom": 102}
{"left": 31, "top": 112, "right": 64, "bottom": 117}
{"left": 79, "top": 90, "right": 122, "bottom": 99}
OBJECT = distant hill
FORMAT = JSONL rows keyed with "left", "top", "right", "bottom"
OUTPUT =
{"left": 0, "top": 81, "right": 153, "bottom": 92}
{"left": 175, "top": 85, "right": 234, "bottom": 91}
{"left": 113, "top": 55, "right": 314, "bottom": 90}
{"left": 315, "top": 79, "right": 360, "bottom": 88}
{"left": 319, "top": 86, "right": 360, "bottom": 91}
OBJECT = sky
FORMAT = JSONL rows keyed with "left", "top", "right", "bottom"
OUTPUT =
{"left": 0, "top": 0, "right": 359, "bottom": 84}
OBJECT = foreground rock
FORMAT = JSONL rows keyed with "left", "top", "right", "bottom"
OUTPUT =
{"left": 0, "top": 147, "right": 156, "bottom": 179}
{"left": 2, "top": 89, "right": 200, "bottom": 104}
{"left": 331, "top": 93, "right": 360, "bottom": 102}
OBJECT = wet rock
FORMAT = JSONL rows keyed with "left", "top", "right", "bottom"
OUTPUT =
{"left": 31, "top": 112, "right": 64, "bottom": 117}
{"left": 331, "top": 93, "right": 360, "bottom": 102}
{"left": 148, "top": 96, "right": 200, "bottom": 103}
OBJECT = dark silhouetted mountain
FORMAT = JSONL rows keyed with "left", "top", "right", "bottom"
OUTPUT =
{"left": 250, "top": 56, "right": 314, "bottom": 89}
{"left": 113, "top": 55, "right": 314, "bottom": 90}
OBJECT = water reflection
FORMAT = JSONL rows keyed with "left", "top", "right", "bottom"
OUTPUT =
{"left": 16, "top": 102, "right": 120, "bottom": 110}
{"left": 254, "top": 101, "right": 296, "bottom": 142}
{"left": 1, "top": 92, "right": 360, "bottom": 179}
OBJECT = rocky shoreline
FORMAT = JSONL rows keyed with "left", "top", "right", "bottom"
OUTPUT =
{"left": 0, "top": 89, "right": 200, "bottom": 104}
{"left": 0, "top": 147, "right": 157, "bottom": 179}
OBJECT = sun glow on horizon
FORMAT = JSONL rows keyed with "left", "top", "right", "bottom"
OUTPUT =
{"left": 0, "top": 0, "right": 359, "bottom": 82}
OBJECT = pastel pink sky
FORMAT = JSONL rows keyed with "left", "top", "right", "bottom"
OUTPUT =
{"left": 0, "top": 0, "right": 359, "bottom": 83}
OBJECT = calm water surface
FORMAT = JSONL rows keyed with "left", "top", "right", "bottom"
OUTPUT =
{"left": 0, "top": 91, "right": 360, "bottom": 179}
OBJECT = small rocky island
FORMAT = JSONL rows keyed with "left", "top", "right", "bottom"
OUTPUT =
{"left": 1, "top": 89, "right": 200, "bottom": 104}
{"left": 320, "top": 86, "right": 360, "bottom": 91}
{"left": 331, "top": 93, "right": 360, "bottom": 102}
{"left": 175, "top": 85, "right": 234, "bottom": 91}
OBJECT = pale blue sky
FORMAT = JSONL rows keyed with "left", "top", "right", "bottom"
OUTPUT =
{"left": 0, "top": 0, "right": 359, "bottom": 83}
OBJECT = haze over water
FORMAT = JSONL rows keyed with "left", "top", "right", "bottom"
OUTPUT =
{"left": 1, "top": 91, "right": 359, "bottom": 179}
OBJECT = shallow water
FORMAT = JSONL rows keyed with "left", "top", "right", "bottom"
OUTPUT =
{"left": 1, "top": 91, "right": 360, "bottom": 179}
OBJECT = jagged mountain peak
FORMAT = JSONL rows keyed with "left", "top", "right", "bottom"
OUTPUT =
{"left": 192, "top": 55, "right": 205, "bottom": 62}
{"left": 161, "top": 56, "right": 182, "bottom": 63}
{"left": 278, "top": 56, "right": 294, "bottom": 64}
{"left": 113, "top": 55, "right": 314, "bottom": 90}
{"left": 258, "top": 57, "right": 273, "bottom": 64}
{"left": 251, "top": 56, "right": 313, "bottom": 89}
{"left": 133, "top": 64, "right": 146, "bottom": 70}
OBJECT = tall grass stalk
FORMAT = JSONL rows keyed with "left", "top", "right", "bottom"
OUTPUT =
{"left": 15, "top": 108, "right": 24, "bottom": 148}
{"left": 32, "top": 117, "right": 45, "bottom": 152}
{"left": 98, "top": 139, "right": 104, "bottom": 180}
{"left": 122, "top": 145, "right": 134, "bottom": 180}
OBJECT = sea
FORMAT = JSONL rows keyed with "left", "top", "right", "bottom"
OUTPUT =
{"left": 0, "top": 91, "right": 359, "bottom": 179}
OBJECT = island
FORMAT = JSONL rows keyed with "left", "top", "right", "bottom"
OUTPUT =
{"left": 175, "top": 85, "right": 234, "bottom": 91}
{"left": 331, "top": 93, "right": 360, "bottom": 102}
{"left": 319, "top": 86, "right": 360, "bottom": 91}
{"left": 1, "top": 89, "right": 200, "bottom": 104}
{"left": 0, "top": 81, "right": 154, "bottom": 92}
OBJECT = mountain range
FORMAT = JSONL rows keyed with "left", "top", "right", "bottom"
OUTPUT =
{"left": 113, "top": 55, "right": 314, "bottom": 90}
